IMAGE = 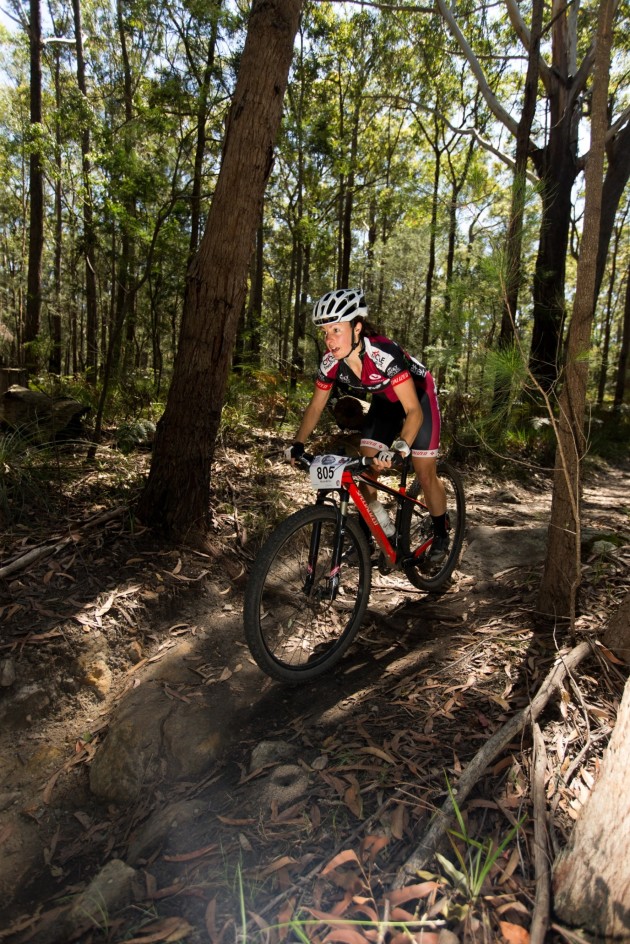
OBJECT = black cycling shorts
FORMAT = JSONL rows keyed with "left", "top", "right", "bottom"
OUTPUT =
{"left": 360, "top": 388, "right": 440, "bottom": 458}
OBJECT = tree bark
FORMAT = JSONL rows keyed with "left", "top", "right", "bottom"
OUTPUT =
{"left": 496, "top": 0, "right": 542, "bottom": 359}
{"left": 24, "top": 0, "right": 44, "bottom": 374}
{"left": 72, "top": 0, "right": 99, "bottom": 383}
{"left": 137, "top": 0, "right": 303, "bottom": 539}
{"left": 537, "top": 0, "right": 614, "bottom": 619}
{"left": 613, "top": 257, "right": 630, "bottom": 410}
{"left": 553, "top": 659, "right": 630, "bottom": 937}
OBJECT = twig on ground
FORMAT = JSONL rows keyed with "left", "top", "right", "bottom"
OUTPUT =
{"left": 392, "top": 640, "right": 592, "bottom": 888}
{"left": 530, "top": 721, "right": 551, "bottom": 944}
{"left": 0, "top": 507, "right": 127, "bottom": 580}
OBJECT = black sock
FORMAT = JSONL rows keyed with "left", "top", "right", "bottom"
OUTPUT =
{"left": 431, "top": 514, "right": 447, "bottom": 538}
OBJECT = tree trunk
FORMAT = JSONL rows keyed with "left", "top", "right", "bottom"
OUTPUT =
{"left": 553, "top": 600, "right": 630, "bottom": 936}
{"left": 421, "top": 123, "right": 440, "bottom": 356}
{"left": 537, "top": 0, "right": 614, "bottom": 619}
{"left": 495, "top": 0, "right": 542, "bottom": 375}
{"left": 114, "top": 0, "right": 137, "bottom": 380}
{"left": 595, "top": 121, "right": 630, "bottom": 302}
{"left": 50, "top": 46, "right": 63, "bottom": 376}
{"left": 72, "top": 0, "right": 99, "bottom": 383}
{"left": 596, "top": 220, "right": 621, "bottom": 405}
{"left": 137, "top": 0, "right": 303, "bottom": 540}
{"left": 612, "top": 257, "right": 630, "bottom": 411}
{"left": 24, "top": 0, "right": 44, "bottom": 374}
{"left": 188, "top": 6, "right": 221, "bottom": 262}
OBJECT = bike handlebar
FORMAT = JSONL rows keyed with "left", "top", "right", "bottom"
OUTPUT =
{"left": 297, "top": 452, "right": 406, "bottom": 473}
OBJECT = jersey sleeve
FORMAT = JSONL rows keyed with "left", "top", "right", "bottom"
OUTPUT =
{"left": 316, "top": 352, "right": 339, "bottom": 390}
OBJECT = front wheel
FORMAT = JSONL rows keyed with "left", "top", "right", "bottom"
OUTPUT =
{"left": 400, "top": 461, "right": 466, "bottom": 592}
{"left": 244, "top": 505, "right": 372, "bottom": 683}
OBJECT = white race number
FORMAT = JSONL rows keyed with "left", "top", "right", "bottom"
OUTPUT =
{"left": 309, "top": 455, "right": 350, "bottom": 490}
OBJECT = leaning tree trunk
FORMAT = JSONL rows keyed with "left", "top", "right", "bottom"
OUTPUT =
{"left": 537, "top": 0, "right": 614, "bottom": 619}
{"left": 553, "top": 597, "right": 630, "bottom": 937}
{"left": 137, "top": 0, "right": 303, "bottom": 540}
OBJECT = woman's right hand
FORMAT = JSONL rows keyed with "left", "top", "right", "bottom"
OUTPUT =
{"left": 284, "top": 442, "right": 305, "bottom": 466}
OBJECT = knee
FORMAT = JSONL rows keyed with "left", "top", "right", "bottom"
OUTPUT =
{"left": 414, "top": 461, "right": 437, "bottom": 491}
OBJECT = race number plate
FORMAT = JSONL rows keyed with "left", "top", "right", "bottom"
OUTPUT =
{"left": 309, "top": 455, "right": 350, "bottom": 490}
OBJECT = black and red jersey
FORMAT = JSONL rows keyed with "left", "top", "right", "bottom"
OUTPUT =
{"left": 315, "top": 335, "right": 429, "bottom": 403}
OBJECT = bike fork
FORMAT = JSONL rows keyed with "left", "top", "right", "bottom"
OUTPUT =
{"left": 302, "top": 493, "right": 349, "bottom": 602}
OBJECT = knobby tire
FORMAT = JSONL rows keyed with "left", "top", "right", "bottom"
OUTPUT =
{"left": 400, "top": 460, "right": 466, "bottom": 592}
{"left": 244, "top": 505, "right": 372, "bottom": 683}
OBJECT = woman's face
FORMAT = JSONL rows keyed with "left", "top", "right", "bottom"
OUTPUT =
{"left": 322, "top": 320, "right": 361, "bottom": 359}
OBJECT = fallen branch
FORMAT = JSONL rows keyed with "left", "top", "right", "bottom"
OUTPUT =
{"left": 530, "top": 721, "right": 551, "bottom": 944}
{"left": 0, "top": 507, "right": 128, "bottom": 580}
{"left": 392, "top": 640, "right": 592, "bottom": 888}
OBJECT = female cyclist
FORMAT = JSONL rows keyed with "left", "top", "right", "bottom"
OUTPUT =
{"left": 286, "top": 288, "right": 449, "bottom": 561}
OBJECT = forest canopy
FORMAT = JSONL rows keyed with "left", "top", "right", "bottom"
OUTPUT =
{"left": 0, "top": 0, "right": 628, "bottom": 420}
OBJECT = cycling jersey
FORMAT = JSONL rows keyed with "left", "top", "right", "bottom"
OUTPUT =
{"left": 315, "top": 335, "right": 440, "bottom": 458}
{"left": 316, "top": 336, "right": 428, "bottom": 402}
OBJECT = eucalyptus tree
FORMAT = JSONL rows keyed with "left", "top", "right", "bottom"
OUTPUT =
{"left": 70, "top": 0, "right": 98, "bottom": 380}
{"left": 137, "top": 0, "right": 302, "bottom": 539}
{"left": 23, "top": 0, "right": 44, "bottom": 374}
{"left": 0, "top": 35, "right": 30, "bottom": 362}
{"left": 538, "top": 0, "right": 616, "bottom": 619}
{"left": 613, "top": 258, "right": 629, "bottom": 410}
{"left": 597, "top": 203, "right": 628, "bottom": 404}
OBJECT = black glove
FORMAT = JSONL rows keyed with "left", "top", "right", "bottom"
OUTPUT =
{"left": 284, "top": 442, "right": 305, "bottom": 461}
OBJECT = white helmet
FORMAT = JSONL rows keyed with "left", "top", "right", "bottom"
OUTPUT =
{"left": 312, "top": 288, "right": 368, "bottom": 326}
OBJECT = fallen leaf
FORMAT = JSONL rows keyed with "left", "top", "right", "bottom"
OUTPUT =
{"left": 162, "top": 842, "right": 218, "bottom": 862}
{"left": 321, "top": 849, "right": 361, "bottom": 875}
{"left": 499, "top": 921, "right": 530, "bottom": 944}
{"left": 95, "top": 593, "right": 115, "bottom": 617}
{"left": 390, "top": 803, "right": 406, "bottom": 840}
{"left": 124, "top": 916, "right": 194, "bottom": 943}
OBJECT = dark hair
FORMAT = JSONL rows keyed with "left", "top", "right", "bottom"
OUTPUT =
{"left": 352, "top": 316, "right": 379, "bottom": 338}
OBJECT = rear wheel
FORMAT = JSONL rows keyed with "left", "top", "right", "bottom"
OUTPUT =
{"left": 244, "top": 505, "right": 372, "bottom": 682}
{"left": 400, "top": 461, "right": 466, "bottom": 592}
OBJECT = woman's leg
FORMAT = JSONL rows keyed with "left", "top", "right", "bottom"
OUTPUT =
{"left": 412, "top": 456, "right": 446, "bottom": 517}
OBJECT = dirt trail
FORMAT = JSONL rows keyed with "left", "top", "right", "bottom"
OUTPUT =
{"left": 0, "top": 456, "right": 628, "bottom": 942}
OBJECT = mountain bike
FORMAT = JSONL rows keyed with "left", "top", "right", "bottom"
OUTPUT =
{"left": 243, "top": 453, "right": 466, "bottom": 683}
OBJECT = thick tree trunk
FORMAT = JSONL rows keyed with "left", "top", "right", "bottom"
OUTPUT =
{"left": 537, "top": 0, "right": 614, "bottom": 619}
{"left": 137, "top": 0, "right": 302, "bottom": 539}
{"left": 528, "top": 125, "right": 578, "bottom": 391}
{"left": 553, "top": 605, "right": 630, "bottom": 936}
{"left": 527, "top": 0, "right": 584, "bottom": 391}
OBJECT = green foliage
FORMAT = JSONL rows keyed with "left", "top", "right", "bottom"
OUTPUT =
{"left": 438, "top": 775, "right": 526, "bottom": 904}
{"left": 115, "top": 419, "right": 156, "bottom": 453}
{"left": 221, "top": 368, "right": 305, "bottom": 444}
{"left": 587, "top": 406, "right": 630, "bottom": 463}
{"left": 0, "top": 430, "right": 47, "bottom": 528}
